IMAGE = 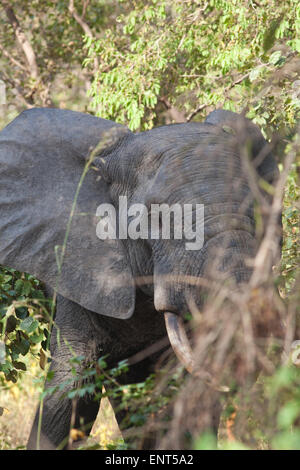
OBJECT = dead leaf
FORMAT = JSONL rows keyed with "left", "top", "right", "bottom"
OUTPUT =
{"left": 70, "top": 428, "right": 85, "bottom": 441}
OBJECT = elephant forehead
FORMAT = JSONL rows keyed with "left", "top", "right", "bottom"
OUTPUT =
{"left": 143, "top": 150, "right": 243, "bottom": 204}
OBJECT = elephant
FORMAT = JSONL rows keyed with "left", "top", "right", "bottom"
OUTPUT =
{"left": 0, "top": 107, "right": 280, "bottom": 449}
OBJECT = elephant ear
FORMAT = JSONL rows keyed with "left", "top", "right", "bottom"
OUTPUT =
{"left": 0, "top": 108, "right": 135, "bottom": 319}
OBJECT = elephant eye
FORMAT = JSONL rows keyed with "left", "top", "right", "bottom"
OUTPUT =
{"left": 94, "top": 157, "right": 111, "bottom": 184}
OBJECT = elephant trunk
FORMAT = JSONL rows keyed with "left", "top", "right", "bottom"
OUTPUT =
{"left": 160, "top": 232, "right": 257, "bottom": 374}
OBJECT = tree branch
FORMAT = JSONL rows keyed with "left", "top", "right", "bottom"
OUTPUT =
{"left": 68, "top": 0, "right": 93, "bottom": 37}
{"left": 186, "top": 72, "right": 251, "bottom": 122}
{"left": 1, "top": 0, "right": 39, "bottom": 80}
{"left": 0, "top": 70, "right": 33, "bottom": 108}
{"left": 250, "top": 129, "right": 299, "bottom": 286}
{"left": 0, "top": 43, "right": 27, "bottom": 71}
{"left": 186, "top": 102, "right": 210, "bottom": 122}
{"left": 68, "top": 0, "right": 99, "bottom": 70}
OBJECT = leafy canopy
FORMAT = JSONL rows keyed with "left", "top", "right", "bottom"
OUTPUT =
{"left": 84, "top": 0, "right": 300, "bottom": 134}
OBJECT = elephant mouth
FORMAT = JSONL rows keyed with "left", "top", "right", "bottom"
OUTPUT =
{"left": 164, "top": 311, "right": 195, "bottom": 374}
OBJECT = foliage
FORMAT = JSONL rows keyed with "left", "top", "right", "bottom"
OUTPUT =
{"left": 0, "top": 0, "right": 117, "bottom": 116}
{"left": 267, "top": 364, "right": 300, "bottom": 450}
{"left": 37, "top": 354, "right": 182, "bottom": 449}
{"left": 280, "top": 159, "right": 300, "bottom": 293}
{"left": 0, "top": 267, "right": 50, "bottom": 385}
{"left": 84, "top": 0, "right": 300, "bottom": 133}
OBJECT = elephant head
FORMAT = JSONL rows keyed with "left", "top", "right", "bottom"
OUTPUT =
{"left": 0, "top": 108, "right": 279, "bottom": 373}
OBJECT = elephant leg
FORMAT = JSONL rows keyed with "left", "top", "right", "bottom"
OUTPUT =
{"left": 28, "top": 388, "right": 100, "bottom": 450}
{"left": 27, "top": 295, "right": 101, "bottom": 450}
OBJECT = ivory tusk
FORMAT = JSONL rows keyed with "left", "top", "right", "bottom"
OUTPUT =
{"left": 164, "top": 311, "right": 195, "bottom": 374}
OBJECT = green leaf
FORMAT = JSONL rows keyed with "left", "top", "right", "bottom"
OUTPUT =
{"left": 15, "top": 307, "right": 29, "bottom": 319}
{"left": 5, "top": 315, "right": 17, "bottom": 333}
{"left": 30, "top": 332, "right": 45, "bottom": 344}
{"left": 269, "top": 50, "right": 282, "bottom": 65}
{"left": 22, "top": 281, "right": 32, "bottom": 296}
{"left": 12, "top": 337, "right": 30, "bottom": 356}
{"left": 277, "top": 401, "right": 300, "bottom": 429}
{"left": 249, "top": 67, "right": 262, "bottom": 82}
{"left": 20, "top": 316, "right": 39, "bottom": 333}
{"left": 15, "top": 279, "right": 24, "bottom": 294}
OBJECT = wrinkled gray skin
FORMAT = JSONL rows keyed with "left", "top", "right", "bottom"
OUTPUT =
{"left": 0, "top": 108, "right": 279, "bottom": 449}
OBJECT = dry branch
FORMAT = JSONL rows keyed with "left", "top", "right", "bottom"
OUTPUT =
{"left": 68, "top": 0, "right": 99, "bottom": 71}
{"left": 1, "top": 0, "right": 39, "bottom": 80}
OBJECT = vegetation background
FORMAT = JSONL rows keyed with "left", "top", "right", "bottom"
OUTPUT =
{"left": 0, "top": 0, "right": 299, "bottom": 449}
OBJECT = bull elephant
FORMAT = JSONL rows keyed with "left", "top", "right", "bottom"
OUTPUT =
{"left": 0, "top": 108, "right": 280, "bottom": 449}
